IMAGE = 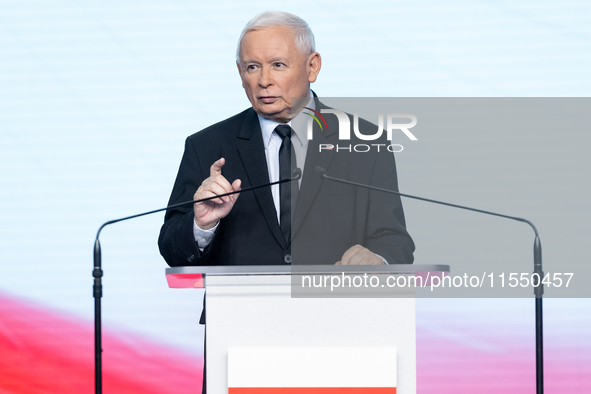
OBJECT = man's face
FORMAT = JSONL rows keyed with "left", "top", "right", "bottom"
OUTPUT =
{"left": 237, "top": 25, "right": 321, "bottom": 123}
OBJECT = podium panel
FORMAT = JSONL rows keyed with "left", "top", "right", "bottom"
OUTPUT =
{"left": 206, "top": 274, "right": 415, "bottom": 394}
{"left": 166, "top": 265, "right": 449, "bottom": 394}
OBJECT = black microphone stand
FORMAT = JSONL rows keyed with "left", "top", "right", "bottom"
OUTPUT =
{"left": 315, "top": 166, "right": 544, "bottom": 394}
{"left": 93, "top": 171, "right": 301, "bottom": 394}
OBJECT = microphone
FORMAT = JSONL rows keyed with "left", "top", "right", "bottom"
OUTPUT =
{"left": 92, "top": 168, "right": 301, "bottom": 394}
{"left": 314, "top": 166, "right": 327, "bottom": 178}
{"left": 315, "top": 165, "right": 544, "bottom": 394}
{"left": 291, "top": 167, "right": 302, "bottom": 180}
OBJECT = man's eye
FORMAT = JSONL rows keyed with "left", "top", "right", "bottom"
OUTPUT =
{"left": 274, "top": 62, "right": 286, "bottom": 68}
{"left": 246, "top": 64, "right": 259, "bottom": 72}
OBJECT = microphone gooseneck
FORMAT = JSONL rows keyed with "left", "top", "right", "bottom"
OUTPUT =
{"left": 315, "top": 166, "right": 544, "bottom": 394}
{"left": 315, "top": 167, "right": 540, "bottom": 237}
{"left": 93, "top": 169, "right": 301, "bottom": 394}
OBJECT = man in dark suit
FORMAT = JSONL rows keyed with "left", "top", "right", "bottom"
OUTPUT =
{"left": 158, "top": 11, "right": 414, "bottom": 268}
{"left": 159, "top": 12, "right": 414, "bottom": 393}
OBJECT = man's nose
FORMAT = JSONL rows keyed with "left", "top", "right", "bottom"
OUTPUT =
{"left": 258, "top": 66, "right": 273, "bottom": 88}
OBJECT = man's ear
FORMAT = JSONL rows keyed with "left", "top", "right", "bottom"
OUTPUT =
{"left": 236, "top": 61, "right": 245, "bottom": 88}
{"left": 307, "top": 52, "right": 322, "bottom": 83}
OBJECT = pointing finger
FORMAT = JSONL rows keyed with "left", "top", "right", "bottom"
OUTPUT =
{"left": 210, "top": 157, "right": 225, "bottom": 177}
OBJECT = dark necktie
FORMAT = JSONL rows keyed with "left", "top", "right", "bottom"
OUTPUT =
{"left": 274, "top": 125, "right": 298, "bottom": 244}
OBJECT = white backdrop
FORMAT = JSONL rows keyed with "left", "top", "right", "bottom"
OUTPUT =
{"left": 0, "top": 0, "right": 589, "bottom": 372}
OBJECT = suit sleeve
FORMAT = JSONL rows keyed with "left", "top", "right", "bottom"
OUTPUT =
{"left": 364, "top": 148, "right": 415, "bottom": 265}
{"left": 158, "top": 137, "right": 215, "bottom": 267}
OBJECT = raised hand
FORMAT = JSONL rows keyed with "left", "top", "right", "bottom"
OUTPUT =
{"left": 193, "top": 158, "right": 241, "bottom": 230}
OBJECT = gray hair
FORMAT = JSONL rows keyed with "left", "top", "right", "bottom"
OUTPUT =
{"left": 236, "top": 11, "right": 316, "bottom": 61}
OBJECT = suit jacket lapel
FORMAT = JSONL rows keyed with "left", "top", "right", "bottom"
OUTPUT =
{"left": 237, "top": 109, "right": 286, "bottom": 248}
{"left": 292, "top": 100, "right": 338, "bottom": 236}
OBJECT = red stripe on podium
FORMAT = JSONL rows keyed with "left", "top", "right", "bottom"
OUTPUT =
{"left": 229, "top": 388, "right": 396, "bottom": 394}
{"left": 166, "top": 273, "right": 204, "bottom": 288}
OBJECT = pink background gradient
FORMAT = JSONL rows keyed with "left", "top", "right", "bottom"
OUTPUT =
{"left": 2, "top": 294, "right": 590, "bottom": 393}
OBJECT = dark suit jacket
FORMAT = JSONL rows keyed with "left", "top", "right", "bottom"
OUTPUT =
{"left": 158, "top": 100, "right": 414, "bottom": 266}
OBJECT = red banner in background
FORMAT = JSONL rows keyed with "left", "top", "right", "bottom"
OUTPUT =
{"left": 0, "top": 293, "right": 202, "bottom": 394}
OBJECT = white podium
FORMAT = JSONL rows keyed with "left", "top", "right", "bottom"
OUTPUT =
{"left": 166, "top": 265, "right": 448, "bottom": 394}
